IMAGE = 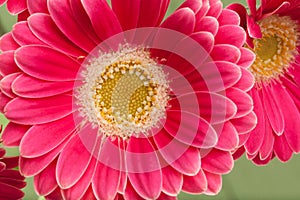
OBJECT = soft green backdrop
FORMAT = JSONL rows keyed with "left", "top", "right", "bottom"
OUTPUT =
{"left": 1, "top": 0, "right": 300, "bottom": 200}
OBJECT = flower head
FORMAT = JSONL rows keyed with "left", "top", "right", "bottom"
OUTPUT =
{"left": 0, "top": 0, "right": 255, "bottom": 198}
{"left": 228, "top": 0, "right": 300, "bottom": 165}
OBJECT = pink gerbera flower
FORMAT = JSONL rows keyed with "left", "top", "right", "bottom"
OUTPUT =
{"left": 1, "top": 127, "right": 26, "bottom": 200}
{"left": 228, "top": 0, "right": 300, "bottom": 165}
{"left": 0, "top": 0, "right": 255, "bottom": 199}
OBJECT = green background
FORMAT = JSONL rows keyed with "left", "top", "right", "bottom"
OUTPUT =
{"left": 1, "top": 0, "right": 300, "bottom": 199}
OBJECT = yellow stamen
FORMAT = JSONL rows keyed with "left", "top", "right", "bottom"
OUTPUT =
{"left": 249, "top": 15, "right": 299, "bottom": 84}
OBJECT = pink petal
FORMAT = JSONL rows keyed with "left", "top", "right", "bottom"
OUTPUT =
{"left": 274, "top": 135, "right": 293, "bottom": 162}
{"left": 153, "top": 128, "right": 201, "bottom": 176}
{"left": 44, "top": 187, "right": 63, "bottom": 200}
{"left": 202, "top": 149, "right": 233, "bottom": 174}
{"left": 57, "top": 135, "right": 92, "bottom": 189}
{"left": 218, "top": 9, "right": 240, "bottom": 25}
{"left": 168, "top": 145, "right": 201, "bottom": 176}
{"left": 81, "top": 186, "right": 97, "bottom": 200}
{"left": 161, "top": 8, "right": 195, "bottom": 35}
{"left": 124, "top": 182, "right": 144, "bottom": 200}
{"left": 0, "top": 148, "right": 5, "bottom": 158}
{"left": 231, "top": 111, "right": 257, "bottom": 134}
{"left": 195, "top": 16, "right": 219, "bottom": 35}
{"left": 0, "top": 91, "right": 11, "bottom": 113}
{"left": 226, "top": 3, "right": 247, "bottom": 27}
{"left": 164, "top": 37, "right": 210, "bottom": 77}
{"left": 1, "top": 122, "right": 30, "bottom": 147}
{"left": 281, "top": 76, "right": 300, "bottom": 102}
{"left": 226, "top": 87, "right": 253, "bottom": 118}
{"left": 261, "top": 85, "right": 285, "bottom": 135}
{"left": 0, "top": 0, "right": 5, "bottom": 6}
{"left": 237, "top": 47, "right": 256, "bottom": 68}
{"left": 238, "top": 132, "right": 250, "bottom": 147}
{"left": 92, "top": 137, "right": 124, "bottom": 199}
{"left": 4, "top": 95, "right": 72, "bottom": 125}
{"left": 182, "top": 169, "right": 207, "bottom": 194}
{"left": 195, "top": 0, "right": 209, "bottom": 21}
{"left": 233, "top": 67, "right": 255, "bottom": 92}
{"left": 6, "top": 0, "right": 26, "bottom": 14}
{"left": 157, "top": 193, "right": 177, "bottom": 200}
{"left": 190, "top": 31, "right": 214, "bottom": 53}
{"left": 178, "top": 0, "right": 202, "bottom": 13}
{"left": 0, "top": 176, "right": 26, "bottom": 189}
{"left": 92, "top": 162, "right": 120, "bottom": 200}
{"left": 48, "top": 0, "right": 96, "bottom": 52}
{"left": 12, "top": 21, "right": 44, "bottom": 46}
{"left": 0, "top": 182, "right": 24, "bottom": 199}
{"left": 200, "top": 61, "right": 242, "bottom": 92}
{"left": 68, "top": 0, "right": 102, "bottom": 45}
{"left": 126, "top": 137, "right": 162, "bottom": 199}
{"left": 157, "top": 0, "right": 170, "bottom": 25}
{"left": 15, "top": 45, "right": 80, "bottom": 81}
{"left": 246, "top": 15, "right": 262, "bottom": 38}
{"left": 252, "top": 153, "right": 273, "bottom": 165}
{"left": 244, "top": 89, "right": 265, "bottom": 154}
{"left": 17, "top": 10, "right": 30, "bottom": 21}
{"left": 161, "top": 166, "right": 183, "bottom": 196}
{"left": 289, "top": 65, "right": 300, "bottom": 87}
{"left": 27, "top": 0, "right": 48, "bottom": 14}
{"left": 111, "top": 0, "right": 139, "bottom": 30}
{"left": 81, "top": 0, "right": 122, "bottom": 41}
{"left": 12, "top": 74, "right": 73, "bottom": 98}
{"left": 137, "top": 0, "right": 169, "bottom": 27}
{"left": 0, "top": 163, "right": 5, "bottom": 172}
{"left": 182, "top": 61, "right": 241, "bottom": 94}
{"left": 20, "top": 142, "right": 64, "bottom": 176}
{"left": 1, "top": 156, "right": 20, "bottom": 170}
{"left": 203, "top": 171, "right": 222, "bottom": 195}
{"left": 259, "top": 118, "right": 274, "bottom": 160}
{"left": 20, "top": 115, "right": 75, "bottom": 158}
{"left": 215, "top": 25, "right": 246, "bottom": 47}
{"left": 273, "top": 83, "right": 300, "bottom": 153}
{"left": 214, "top": 122, "right": 239, "bottom": 151}
{"left": 0, "top": 33, "right": 20, "bottom": 51}
{"left": 0, "top": 51, "right": 20, "bottom": 76}
{"left": 118, "top": 172, "right": 127, "bottom": 194}
{"left": 196, "top": 92, "right": 237, "bottom": 124}
{"left": 0, "top": 72, "right": 20, "bottom": 98}
{"left": 34, "top": 161, "right": 57, "bottom": 196}
{"left": 207, "top": 0, "right": 222, "bottom": 18}
{"left": 0, "top": 169, "right": 24, "bottom": 180}
{"left": 232, "top": 146, "right": 246, "bottom": 160}
{"left": 28, "top": 13, "right": 86, "bottom": 57}
{"left": 211, "top": 44, "right": 241, "bottom": 63}
{"left": 62, "top": 159, "right": 96, "bottom": 200}
{"left": 163, "top": 109, "right": 218, "bottom": 148}
{"left": 246, "top": 0, "right": 257, "bottom": 16}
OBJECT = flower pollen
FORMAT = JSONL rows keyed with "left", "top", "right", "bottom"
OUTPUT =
{"left": 77, "top": 46, "right": 169, "bottom": 140}
{"left": 250, "top": 15, "right": 299, "bottom": 83}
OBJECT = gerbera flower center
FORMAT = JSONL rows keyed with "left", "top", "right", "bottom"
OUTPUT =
{"left": 77, "top": 46, "right": 169, "bottom": 139}
{"left": 249, "top": 15, "right": 299, "bottom": 83}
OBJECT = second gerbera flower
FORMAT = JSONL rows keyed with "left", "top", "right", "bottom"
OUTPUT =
{"left": 229, "top": 0, "right": 300, "bottom": 165}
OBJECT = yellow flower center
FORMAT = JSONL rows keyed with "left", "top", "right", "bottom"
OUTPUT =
{"left": 78, "top": 46, "right": 169, "bottom": 139}
{"left": 250, "top": 15, "right": 299, "bottom": 83}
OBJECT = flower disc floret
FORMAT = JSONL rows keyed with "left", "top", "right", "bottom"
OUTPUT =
{"left": 77, "top": 46, "right": 169, "bottom": 139}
